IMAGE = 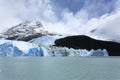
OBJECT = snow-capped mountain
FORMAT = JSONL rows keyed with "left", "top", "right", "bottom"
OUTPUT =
{"left": 2, "top": 21, "right": 49, "bottom": 41}
{"left": 0, "top": 21, "right": 114, "bottom": 56}
{"left": 1, "top": 21, "right": 68, "bottom": 46}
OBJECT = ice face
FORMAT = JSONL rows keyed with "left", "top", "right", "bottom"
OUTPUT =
{"left": 0, "top": 40, "right": 44, "bottom": 56}
{"left": 89, "top": 49, "right": 108, "bottom": 56}
{"left": 0, "top": 42, "right": 24, "bottom": 56}
{"left": 47, "top": 47, "right": 108, "bottom": 57}
{"left": 0, "top": 40, "right": 109, "bottom": 56}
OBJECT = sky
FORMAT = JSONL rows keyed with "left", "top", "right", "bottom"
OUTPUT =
{"left": 0, "top": 0, "right": 120, "bottom": 39}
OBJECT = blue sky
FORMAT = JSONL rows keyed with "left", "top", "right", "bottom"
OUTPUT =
{"left": 52, "top": 0, "right": 115, "bottom": 18}
{"left": 0, "top": 0, "right": 120, "bottom": 36}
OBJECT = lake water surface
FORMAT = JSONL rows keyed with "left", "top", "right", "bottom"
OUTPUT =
{"left": 0, "top": 57, "right": 120, "bottom": 80}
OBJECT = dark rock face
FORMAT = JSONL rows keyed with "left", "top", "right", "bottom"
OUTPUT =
{"left": 6, "top": 33, "right": 44, "bottom": 41}
{"left": 55, "top": 35, "right": 120, "bottom": 56}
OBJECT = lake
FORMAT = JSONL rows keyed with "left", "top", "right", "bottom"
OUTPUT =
{"left": 0, "top": 57, "right": 120, "bottom": 80}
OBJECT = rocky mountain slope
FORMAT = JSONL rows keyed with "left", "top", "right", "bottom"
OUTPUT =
{"left": 55, "top": 35, "right": 120, "bottom": 56}
{"left": 2, "top": 21, "right": 48, "bottom": 41}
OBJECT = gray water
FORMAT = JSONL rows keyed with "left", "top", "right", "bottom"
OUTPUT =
{"left": 0, "top": 57, "right": 120, "bottom": 80}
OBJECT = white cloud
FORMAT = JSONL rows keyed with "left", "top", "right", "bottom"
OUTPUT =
{"left": 0, "top": 0, "right": 21, "bottom": 32}
{"left": 86, "top": 10, "right": 120, "bottom": 40}
{"left": 0, "top": 0, "right": 58, "bottom": 33}
{"left": 0, "top": 0, "right": 120, "bottom": 41}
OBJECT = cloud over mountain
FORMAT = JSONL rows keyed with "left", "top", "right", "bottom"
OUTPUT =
{"left": 0, "top": 0, "right": 120, "bottom": 39}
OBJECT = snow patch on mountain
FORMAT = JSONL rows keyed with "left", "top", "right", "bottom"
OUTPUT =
{"left": 2, "top": 21, "right": 48, "bottom": 41}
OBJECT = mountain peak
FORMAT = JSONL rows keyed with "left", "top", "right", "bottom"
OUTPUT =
{"left": 17, "top": 21, "right": 43, "bottom": 28}
{"left": 2, "top": 21, "right": 48, "bottom": 41}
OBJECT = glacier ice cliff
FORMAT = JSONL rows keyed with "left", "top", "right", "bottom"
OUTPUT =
{"left": 46, "top": 46, "right": 108, "bottom": 56}
{"left": 0, "top": 40, "right": 48, "bottom": 56}
{"left": 0, "top": 40, "right": 108, "bottom": 56}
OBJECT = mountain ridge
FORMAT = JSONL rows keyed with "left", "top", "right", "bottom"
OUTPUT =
{"left": 2, "top": 21, "right": 49, "bottom": 41}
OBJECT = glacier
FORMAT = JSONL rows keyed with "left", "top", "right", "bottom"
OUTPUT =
{"left": 29, "top": 36, "right": 56, "bottom": 45}
{"left": 29, "top": 34, "right": 67, "bottom": 45}
{"left": 0, "top": 40, "right": 108, "bottom": 56}
{"left": 0, "top": 40, "right": 48, "bottom": 56}
{"left": 47, "top": 46, "right": 108, "bottom": 56}
{"left": 0, "top": 21, "right": 111, "bottom": 56}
